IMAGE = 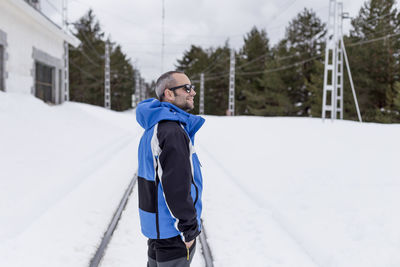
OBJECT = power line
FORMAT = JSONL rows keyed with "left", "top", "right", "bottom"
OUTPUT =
{"left": 201, "top": 69, "right": 230, "bottom": 79}
{"left": 201, "top": 30, "right": 399, "bottom": 81}
{"left": 265, "top": 0, "right": 298, "bottom": 27}
{"left": 69, "top": 60, "right": 99, "bottom": 80}
{"left": 125, "top": 50, "right": 183, "bottom": 55}
{"left": 70, "top": 55, "right": 134, "bottom": 81}
{"left": 194, "top": 29, "right": 400, "bottom": 83}
{"left": 70, "top": 47, "right": 102, "bottom": 68}
{"left": 354, "top": 11, "right": 394, "bottom": 25}
{"left": 77, "top": 29, "right": 104, "bottom": 59}
{"left": 236, "top": 55, "right": 322, "bottom": 76}
{"left": 363, "top": 26, "right": 398, "bottom": 37}
{"left": 266, "top": 5, "right": 329, "bottom": 33}
{"left": 235, "top": 32, "right": 325, "bottom": 71}
{"left": 201, "top": 53, "right": 323, "bottom": 81}
{"left": 70, "top": 0, "right": 244, "bottom": 39}
{"left": 202, "top": 56, "right": 230, "bottom": 75}
{"left": 200, "top": 50, "right": 317, "bottom": 79}
{"left": 123, "top": 42, "right": 209, "bottom": 47}
{"left": 70, "top": 0, "right": 141, "bottom": 26}
{"left": 346, "top": 31, "right": 400, "bottom": 47}
{"left": 235, "top": 53, "right": 269, "bottom": 70}
{"left": 194, "top": 24, "right": 400, "bottom": 86}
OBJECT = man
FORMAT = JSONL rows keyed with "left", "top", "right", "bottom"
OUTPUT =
{"left": 136, "top": 71, "right": 205, "bottom": 267}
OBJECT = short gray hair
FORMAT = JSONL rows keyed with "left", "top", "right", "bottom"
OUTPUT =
{"left": 155, "top": 71, "right": 184, "bottom": 100}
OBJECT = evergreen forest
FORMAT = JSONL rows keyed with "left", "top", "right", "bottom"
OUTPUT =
{"left": 69, "top": 0, "right": 400, "bottom": 123}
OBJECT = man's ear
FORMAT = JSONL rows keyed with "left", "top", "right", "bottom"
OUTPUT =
{"left": 164, "top": 89, "right": 174, "bottom": 100}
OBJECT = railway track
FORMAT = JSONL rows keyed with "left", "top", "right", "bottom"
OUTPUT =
{"left": 89, "top": 172, "right": 214, "bottom": 267}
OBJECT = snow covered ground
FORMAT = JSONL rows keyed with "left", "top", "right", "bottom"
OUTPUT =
{"left": 196, "top": 117, "right": 400, "bottom": 267}
{"left": 1, "top": 91, "right": 400, "bottom": 266}
{"left": 0, "top": 92, "right": 141, "bottom": 266}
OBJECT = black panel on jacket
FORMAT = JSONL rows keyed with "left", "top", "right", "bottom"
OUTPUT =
{"left": 138, "top": 176, "right": 157, "bottom": 213}
{"left": 157, "top": 120, "right": 199, "bottom": 242}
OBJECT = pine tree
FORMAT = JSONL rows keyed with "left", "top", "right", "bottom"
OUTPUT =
{"left": 236, "top": 26, "right": 271, "bottom": 115}
{"left": 176, "top": 45, "right": 210, "bottom": 114}
{"left": 69, "top": 9, "right": 105, "bottom": 107}
{"left": 284, "top": 8, "right": 325, "bottom": 116}
{"left": 201, "top": 44, "right": 231, "bottom": 116}
{"left": 260, "top": 8, "right": 325, "bottom": 116}
{"left": 348, "top": 0, "right": 400, "bottom": 122}
{"left": 305, "top": 60, "right": 324, "bottom": 117}
{"left": 110, "top": 44, "right": 135, "bottom": 111}
{"left": 176, "top": 44, "right": 230, "bottom": 115}
{"left": 69, "top": 10, "right": 137, "bottom": 111}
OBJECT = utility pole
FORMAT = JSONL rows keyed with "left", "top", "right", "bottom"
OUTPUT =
{"left": 200, "top": 73, "right": 205, "bottom": 115}
{"left": 322, "top": 0, "right": 361, "bottom": 122}
{"left": 104, "top": 41, "right": 111, "bottom": 109}
{"left": 161, "top": 0, "right": 165, "bottom": 73}
{"left": 62, "top": 0, "right": 69, "bottom": 102}
{"left": 336, "top": 2, "right": 344, "bottom": 120}
{"left": 322, "top": 0, "right": 339, "bottom": 120}
{"left": 63, "top": 41, "right": 69, "bottom": 102}
{"left": 228, "top": 48, "right": 235, "bottom": 116}
{"left": 140, "top": 77, "right": 146, "bottom": 101}
{"left": 134, "top": 71, "right": 140, "bottom": 106}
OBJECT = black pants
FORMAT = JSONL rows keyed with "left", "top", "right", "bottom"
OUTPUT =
{"left": 147, "top": 235, "right": 196, "bottom": 267}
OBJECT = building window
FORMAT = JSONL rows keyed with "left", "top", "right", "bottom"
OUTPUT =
{"left": 0, "top": 45, "right": 4, "bottom": 91}
{"left": 35, "top": 61, "right": 54, "bottom": 103}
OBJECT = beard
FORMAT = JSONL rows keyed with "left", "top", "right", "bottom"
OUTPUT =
{"left": 179, "top": 101, "right": 194, "bottom": 111}
{"left": 173, "top": 92, "right": 194, "bottom": 111}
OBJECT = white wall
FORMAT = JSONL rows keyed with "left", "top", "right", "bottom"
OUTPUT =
{"left": 0, "top": 0, "right": 65, "bottom": 97}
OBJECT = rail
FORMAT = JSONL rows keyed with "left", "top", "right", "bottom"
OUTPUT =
{"left": 89, "top": 172, "right": 214, "bottom": 266}
{"left": 89, "top": 173, "right": 138, "bottom": 267}
{"left": 199, "top": 219, "right": 214, "bottom": 267}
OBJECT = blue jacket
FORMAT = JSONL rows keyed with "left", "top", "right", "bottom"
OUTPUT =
{"left": 136, "top": 98, "right": 205, "bottom": 242}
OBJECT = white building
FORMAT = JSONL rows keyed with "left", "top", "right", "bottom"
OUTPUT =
{"left": 0, "top": 0, "right": 80, "bottom": 104}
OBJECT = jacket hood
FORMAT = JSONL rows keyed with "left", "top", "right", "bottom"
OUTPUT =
{"left": 136, "top": 98, "right": 205, "bottom": 138}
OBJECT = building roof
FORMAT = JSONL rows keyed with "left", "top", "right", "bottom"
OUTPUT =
{"left": 6, "top": 0, "right": 80, "bottom": 47}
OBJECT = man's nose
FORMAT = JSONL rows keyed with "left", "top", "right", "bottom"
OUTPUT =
{"left": 191, "top": 89, "right": 196, "bottom": 96}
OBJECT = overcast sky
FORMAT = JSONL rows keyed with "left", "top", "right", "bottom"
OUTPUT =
{"left": 44, "top": 0, "right": 398, "bottom": 83}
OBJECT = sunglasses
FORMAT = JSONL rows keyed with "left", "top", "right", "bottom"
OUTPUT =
{"left": 168, "top": 84, "right": 196, "bottom": 93}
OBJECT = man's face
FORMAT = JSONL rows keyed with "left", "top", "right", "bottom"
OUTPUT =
{"left": 168, "top": 73, "right": 196, "bottom": 111}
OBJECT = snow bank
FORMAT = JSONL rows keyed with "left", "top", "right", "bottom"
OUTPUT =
{"left": 197, "top": 116, "right": 400, "bottom": 267}
{"left": 0, "top": 92, "right": 141, "bottom": 266}
{"left": 2, "top": 92, "right": 400, "bottom": 267}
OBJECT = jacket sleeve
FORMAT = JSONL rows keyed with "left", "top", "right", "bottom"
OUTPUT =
{"left": 157, "top": 122, "right": 199, "bottom": 242}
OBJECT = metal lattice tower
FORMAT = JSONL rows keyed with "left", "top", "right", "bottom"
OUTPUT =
{"left": 104, "top": 42, "right": 111, "bottom": 109}
{"left": 135, "top": 71, "right": 140, "bottom": 106}
{"left": 62, "top": 0, "right": 69, "bottom": 102}
{"left": 322, "top": 0, "right": 341, "bottom": 120}
{"left": 228, "top": 49, "right": 235, "bottom": 116}
{"left": 322, "top": 0, "right": 362, "bottom": 122}
{"left": 63, "top": 41, "right": 69, "bottom": 101}
{"left": 140, "top": 77, "right": 146, "bottom": 101}
{"left": 199, "top": 73, "right": 205, "bottom": 115}
{"left": 336, "top": 2, "right": 344, "bottom": 119}
{"left": 161, "top": 0, "right": 165, "bottom": 73}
